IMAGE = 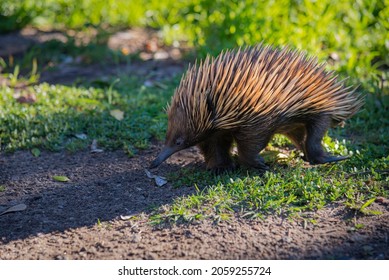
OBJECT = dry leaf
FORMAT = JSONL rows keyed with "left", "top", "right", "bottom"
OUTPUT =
{"left": 91, "top": 139, "right": 104, "bottom": 153}
{"left": 143, "top": 80, "right": 154, "bottom": 87}
{"left": 277, "top": 152, "right": 289, "bottom": 159}
{"left": 53, "top": 175, "right": 70, "bottom": 182}
{"left": 91, "top": 139, "right": 98, "bottom": 150}
{"left": 145, "top": 169, "right": 154, "bottom": 179}
{"left": 0, "top": 203, "right": 27, "bottom": 216}
{"left": 75, "top": 133, "right": 87, "bottom": 140}
{"left": 120, "top": 214, "right": 135, "bottom": 220}
{"left": 110, "top": 109, "right": 124, "bottom": 121}
{"left": 31, "top": 148, "right": 41, "bottom": 157}
{"left": 154, "top": 176, "right": 167, "bottom": 187}
{"left": 145, "top": 169, "right": 167, "bottom": 187}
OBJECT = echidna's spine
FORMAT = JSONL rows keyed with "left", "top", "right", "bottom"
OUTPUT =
{"left": 170, "top": 44, "right": 363, "bottom": 133}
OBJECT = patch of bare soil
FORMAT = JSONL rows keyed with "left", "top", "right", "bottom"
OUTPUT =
{"left": 0, "top": 148, "right": 388, "bottom": 260}
{"left": 0, "top": 27, "right": 186, "bottom": 86}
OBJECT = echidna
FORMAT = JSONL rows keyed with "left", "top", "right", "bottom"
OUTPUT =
{"left": 150, "top": 44, "right": 363, "bottom": 172}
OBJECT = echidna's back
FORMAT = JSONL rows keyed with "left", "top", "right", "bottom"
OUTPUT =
{"left": 173, "top": 44, "right": 363, "bottom": 131}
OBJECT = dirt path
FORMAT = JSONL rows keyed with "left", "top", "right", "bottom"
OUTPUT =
{"left": 1, "top": 148, "right": 388, "bottom": 260}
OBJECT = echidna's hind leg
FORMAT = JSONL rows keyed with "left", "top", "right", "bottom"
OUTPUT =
{"left": 305, "top": 114, "right": 349, "bottom": 164}
{"left": 235, "top": 135, "right": 270, "bottom": 171}
{"left": 198, "top": 131, "right": 234, "bottom": 173}
{"left": 283, "top": 125, "right": 308, "bottom": 160}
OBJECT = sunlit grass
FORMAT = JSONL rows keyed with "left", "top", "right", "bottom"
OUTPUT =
{"left": 151, "top": 134, "right": 388, "bottom": 224}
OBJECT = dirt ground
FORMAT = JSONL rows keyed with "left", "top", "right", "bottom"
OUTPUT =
{"left": 1, "top": 28, "right": 389, "bottom": 260}
{"left": 0, "top": 147, "right": 388, "bottom": 260}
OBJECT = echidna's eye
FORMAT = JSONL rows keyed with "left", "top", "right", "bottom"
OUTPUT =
{"left": 175, "top": 137, "right": 184, "bottom": 146}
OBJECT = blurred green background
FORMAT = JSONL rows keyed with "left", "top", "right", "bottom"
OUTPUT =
{"left": 1, "top": 0, "right": 388, "bottom": 84}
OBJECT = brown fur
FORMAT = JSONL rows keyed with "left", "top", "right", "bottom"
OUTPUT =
{"left": 150, "top": 44, "right": 364, "bottom": 172}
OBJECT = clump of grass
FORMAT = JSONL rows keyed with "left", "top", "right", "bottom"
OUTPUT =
{"left": 0, "top": 58, "right": 40, "bottom": 87}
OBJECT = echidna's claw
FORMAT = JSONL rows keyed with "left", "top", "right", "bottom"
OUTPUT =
{"left": 310, "top": 155, "right": 350, "bottom": 165}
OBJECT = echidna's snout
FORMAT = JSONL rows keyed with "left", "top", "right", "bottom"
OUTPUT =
{"left": 149, "top": 145, "right": 180, "bottom": 169}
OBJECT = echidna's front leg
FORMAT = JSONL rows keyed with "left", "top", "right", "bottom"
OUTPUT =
{"left": 198, "top": 131, "right": 234, "bottom": 173}
{"left": 235, "top": 135, "right": 270, "bottom": 171}
{"left": 305, "top": 114, "right": 349, "bottom": 164}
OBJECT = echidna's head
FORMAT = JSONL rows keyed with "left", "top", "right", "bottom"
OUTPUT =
{"left": 149, "top": 103, "right": 202, "bottom": 169}
{"left": 150, "top": 60, "right": 214, "bottom": 169}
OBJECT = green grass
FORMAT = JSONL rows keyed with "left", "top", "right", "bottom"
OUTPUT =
{"left": 0, "top": 77, "right": 174, "bottom": 153}
{"left": 2, "top": 0, "right": 387, "bottom": 84}
{"left": 158, "top": 164, "right": 387, "bottom": 224}
{"left": 0, "top": 0, "right": 388, "bottom": 224}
